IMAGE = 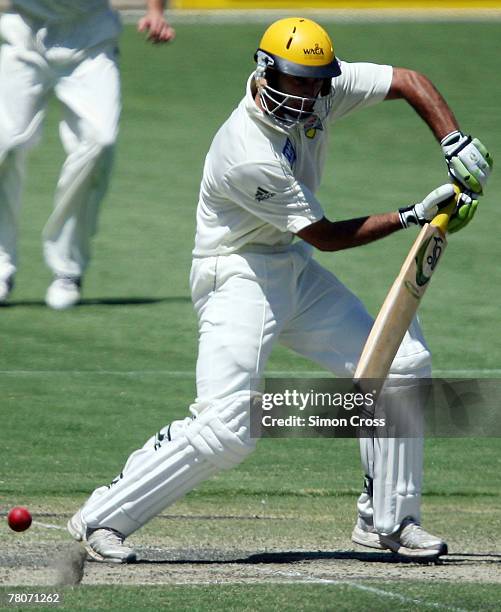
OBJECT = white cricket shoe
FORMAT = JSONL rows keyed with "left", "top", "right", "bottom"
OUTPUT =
{"left": 67, "top": 509, "right": 136, "bottom": 564}
{"left": 45, "top": 276, "right": 81, "bottom": 310}
{"left": 0, "top": 277, "right": 14, "bottom": 304}
{"left": 352, "top": 516, "right": 448, "bottom": 559}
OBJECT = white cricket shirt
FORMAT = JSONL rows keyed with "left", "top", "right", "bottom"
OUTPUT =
{"left": 193, "top": 60, "right": 393, "bottom": 257}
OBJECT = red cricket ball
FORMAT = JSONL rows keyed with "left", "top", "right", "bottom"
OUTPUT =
{"left": 7, "top": 506, "right": 32, "bottom": 532}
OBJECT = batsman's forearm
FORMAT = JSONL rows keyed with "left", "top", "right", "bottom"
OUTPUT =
{"left": 386, "top": 67, "right": 459, "bottom": 141}
{"left": 297, "top": 212, "right": 403, "bottom": 252}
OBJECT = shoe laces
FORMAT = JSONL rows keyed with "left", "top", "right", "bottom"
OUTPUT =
{"left": 400, "top": 521, "right": 435, "bottom": 546}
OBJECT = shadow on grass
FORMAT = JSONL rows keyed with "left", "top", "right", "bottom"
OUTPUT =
{"left": 0, "top": 296, "right": 191, "bottom": 308}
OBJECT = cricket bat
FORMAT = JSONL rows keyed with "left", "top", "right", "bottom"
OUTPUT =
{"left": 354, "top": 185, "right": 461, "bottom": 389}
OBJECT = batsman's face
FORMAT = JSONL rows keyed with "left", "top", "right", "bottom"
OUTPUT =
{"left": 256, "top": 69, "right": 333, "bottom": 127}
{"left": 275, "top": 73, "right": 324, "bottom": 108}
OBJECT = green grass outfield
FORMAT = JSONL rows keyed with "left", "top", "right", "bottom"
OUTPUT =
{"left": 1, "top": 583, "right": 501, "bottom": 611}
{"left": 1, "top": 21, "right": 501, "bottom": 610}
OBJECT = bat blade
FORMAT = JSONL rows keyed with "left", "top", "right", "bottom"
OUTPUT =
{"left": 354, "top": 222, "right": 447, "bottom": 385}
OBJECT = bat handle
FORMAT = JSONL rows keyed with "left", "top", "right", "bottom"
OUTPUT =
{"left": 430, "top": 183, "right": 462, "bottom": 234}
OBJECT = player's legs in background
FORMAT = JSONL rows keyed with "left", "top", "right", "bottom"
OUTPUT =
{"left": 71, "top": 251, "right": 292, "bottom": 553}
{"left": 278, "top": 253, "right": 434, "bottom": 544}
{"left": 44, "top": 44, "right": 120, "bottom": 308}
{"left": 0, "top": 149, "right": 27, "bottom": 302}
{"left": 0, "top": 18, "right": 50, "bottom": 301}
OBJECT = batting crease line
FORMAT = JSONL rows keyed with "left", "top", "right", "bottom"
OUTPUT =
{"left": 33, "top": 521, "right": 66, "bottom": 531}
{"left": 335, "top": 580, "right": 470, "bottom": 612}
{"left": 261, "top": 570, "right": 471, "bottom": 612}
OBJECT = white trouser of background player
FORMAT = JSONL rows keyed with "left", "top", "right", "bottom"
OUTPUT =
{"left": 0, "top": 14, "right": 120, "bottom": 282}
{"left": 80, "top": 242, "right": 431, "bottom": 537}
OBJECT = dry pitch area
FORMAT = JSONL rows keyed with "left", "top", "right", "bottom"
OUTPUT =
{"left": 2, "top": 540, "right": 501, "bottom": 589}
{"left": 1, "top": 496, "right": 500, "bottom": 590}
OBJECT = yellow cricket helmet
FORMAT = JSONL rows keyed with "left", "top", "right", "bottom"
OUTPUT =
{"left": 255, "top": 17, "right": 341, "bottom": 79}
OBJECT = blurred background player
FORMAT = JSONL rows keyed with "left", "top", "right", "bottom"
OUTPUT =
{"left": 67, "top": 18, "right": 491, "bottom": 562}
{"left": 0, "top": 0, "right": 175, "bottom": 309}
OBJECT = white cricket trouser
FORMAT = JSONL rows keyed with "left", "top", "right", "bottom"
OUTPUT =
{"left": 0, "top": 14, "right": 120, "bottom": 281}
{"left": 81, "top": 242, "right": 430, "bottom": 537}
{"left": 193, "top": 243, "right": 430, "bottom": 534}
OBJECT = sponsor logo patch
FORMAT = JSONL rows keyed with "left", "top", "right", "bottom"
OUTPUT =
{"left": 255, "top": 187, "right": 275, "bottom": 202}
{"left": 304, "top": 115, "right": 323, "bottom": 139}
{"left": 282, "top": 138, "right": 296, "bottom": 167}
{"left": 304, "top": 43, "right": 324, "bottom": 56}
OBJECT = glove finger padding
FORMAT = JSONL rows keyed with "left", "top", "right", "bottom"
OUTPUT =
{"left": 472, "top": 138, "right": 493, "bottom": 169}
{"left": 441, "top": 131, "right": 493, "bottom": 195}
{"left": 448, "top": 156, "right": 487, "bottom": 195}
{"left": 448, "top": 198, "right": 478, "bottom": 234}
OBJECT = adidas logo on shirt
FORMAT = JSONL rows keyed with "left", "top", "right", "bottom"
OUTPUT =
{"left": 255, "top": 187, "right": 275, "bottom": 202}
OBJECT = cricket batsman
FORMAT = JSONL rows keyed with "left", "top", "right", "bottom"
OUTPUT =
{"left": 0, "top": 0, "right": 174, "bottom": 309}
{"left": 67, "top": 18, "right": 491, "bottom": 562}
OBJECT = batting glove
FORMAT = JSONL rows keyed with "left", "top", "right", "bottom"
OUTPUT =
{"left": 441, "top": 130, "right": 493, "bottom": 195}
{"left": 399, "top": 184, "right": 456, "bottom": 228}
{"left": 447, "top": 192, "right": 478, "bottom": 234}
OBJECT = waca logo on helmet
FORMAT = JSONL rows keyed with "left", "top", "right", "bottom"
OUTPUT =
{"left": 303, "top": 43, "right": 325, "bottom": 56}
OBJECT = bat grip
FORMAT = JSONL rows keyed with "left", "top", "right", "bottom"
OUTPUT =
{"left": 430, "top": 183, "right": 462, "bottom": 234}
